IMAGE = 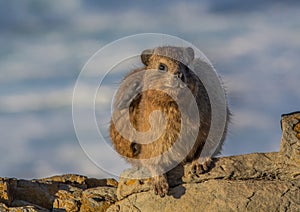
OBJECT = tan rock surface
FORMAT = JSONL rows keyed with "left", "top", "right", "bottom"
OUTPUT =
{"left": 0, "top": 175, "right": 118, "bottom": 211}
{"left": 110, "top": 112, "right": 300, "bottom": 211}
{"left": 0, "top": 112, "right": 299, "bottom": 211}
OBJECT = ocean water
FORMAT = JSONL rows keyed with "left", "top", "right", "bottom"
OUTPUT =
{"left": 0, "top": 0, "right": 300, "bottom": 179}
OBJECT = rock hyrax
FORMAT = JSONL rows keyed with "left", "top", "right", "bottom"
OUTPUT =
{"left": 110, "top": 46, "right": 229, "bottom": 197}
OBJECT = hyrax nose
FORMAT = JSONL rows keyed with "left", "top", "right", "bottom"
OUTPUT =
{"left": 174, "top": 70, "right": 185, "bottom": 82}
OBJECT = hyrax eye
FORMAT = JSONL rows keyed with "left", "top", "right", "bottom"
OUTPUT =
{"left": 158, "top": 63, "right": 168, "bottom": 73}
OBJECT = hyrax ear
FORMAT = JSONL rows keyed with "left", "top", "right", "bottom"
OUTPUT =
{"left": 141, "top": 49, "right": 154, "bottom": 66}
{"left": 185, "top": 47, "right": 194, "bottom": 63}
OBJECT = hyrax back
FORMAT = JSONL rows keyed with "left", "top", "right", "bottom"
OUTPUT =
{"left": 110, "top": 46, "right": 228, "bottom": 197}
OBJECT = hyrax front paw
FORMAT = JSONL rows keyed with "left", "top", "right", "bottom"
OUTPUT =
{"left": 152, "top": 175, "right": 169, "bottom": 197}
{"left": 190, "top": 157, "right": 212, "bottom": 176}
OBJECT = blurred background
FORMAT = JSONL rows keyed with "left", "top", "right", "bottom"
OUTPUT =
{"left": 0, "top": 0, "right": 299, "bottom": 179}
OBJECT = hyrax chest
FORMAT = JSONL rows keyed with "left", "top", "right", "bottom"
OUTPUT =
{"left": 128, "top": 89, "right": 182, "bottom": 158}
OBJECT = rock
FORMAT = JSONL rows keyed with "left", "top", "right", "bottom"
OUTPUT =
{"left": 12, "top": 179, "right": 58, "bottom": 209}
{"left": 0, "top": 174, "right": 118, "bottom": 211}
{"left": 52, "top": 186, "right": 82, "bottom": 212}
{"left": 0, "top": 203, "right": 9, "bottom": 211}
{"left": 40, "top": 174, "right": 118, "bottom": 189}
{"left": 110, "top": 179, "right": 300, "bottom": 212}
{"left": 80, "top": 187, "right": 117, "bottom": 212}
{"left": 85, "top": 178, "right": 118, "bottom": 189}
{"left": 280, "top": 111, "right": 300, "bottom": 164}
{"left": 0, "top": 112, "right": 299, "bottom": 211}
{"left": 112, "top": 150, "right": 300, "bottom": 211}
{"left": 116, "top": 168, "right": 152, "bottom": 200}
{"left": 0, "top": 179, "right": 12, "bottom": 205}
{"left": 11, "top": 200, "right": 49, "bottom": 212}
{"left": 1, "top": 202, "right": 49, "bottom": 212}
{"left": 110, "top": 112, "right": 300, "bottom": 211}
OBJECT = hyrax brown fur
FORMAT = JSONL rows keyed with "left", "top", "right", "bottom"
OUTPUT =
{"left": 110, "top": 46, "right": 229, "bottom": 197}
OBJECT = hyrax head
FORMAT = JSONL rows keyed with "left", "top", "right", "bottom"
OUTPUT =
{"left": 140, "top": 46, "right": 195, "bottom": 90}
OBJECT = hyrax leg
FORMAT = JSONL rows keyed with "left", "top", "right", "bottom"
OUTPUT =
{"left": 190, "top": 157, "right": 212, "bottom": 176}
{"left": 152, "top": 174, "right": 169, "bottom": 198}
{"left": 148, "top": 166, "right": 169, "bottom": 197}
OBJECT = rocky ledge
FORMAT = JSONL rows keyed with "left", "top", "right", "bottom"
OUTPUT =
{"left": 1, "top": 112, "right": 300, "bottom": 211}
